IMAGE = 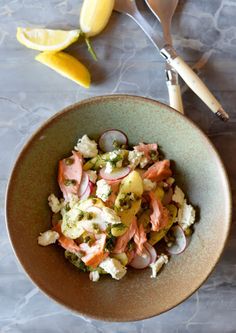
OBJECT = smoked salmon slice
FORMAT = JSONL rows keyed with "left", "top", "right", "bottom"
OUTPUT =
{"left": 58, "top": 151, "right": 83, "bottom": 200}
{"left": 113, "top": 218, "right": 137, "bottom": 254}
{"left": 143, "top": 160, "right": 172, "bottom": 182}
{"left": 79, "top": 233, "right": 108, "bottom": 268}
{"left": 149, "top": 191, "right": 169, "bottom": 232}
{"left": 134, "top": 223, "right": 147, "bottom": 255}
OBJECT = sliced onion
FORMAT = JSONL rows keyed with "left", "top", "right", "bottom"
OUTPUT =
{"left": 98, "top": 129, "right": 128, "bottom": 152}
{"left": 144, "top": 242, "right": 157, "bottom": 263}
{"left": 167, "top": 225, "right": 187, "bottom": 255}
{"left": 78, "top": 172, "right": 89, "bottom": 197}
{"left": 129, "top": 247, "right": 151, "bottom": 269}
{"left": 80, "top": 183, "right": 91, "bottom": 201}
{"left": 100, "top": 166, "right": 130, "bottom": 181}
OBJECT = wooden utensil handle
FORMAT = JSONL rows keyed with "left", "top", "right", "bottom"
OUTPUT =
{"left": 161, "top": 46, "right": 229, "bottom": 121}
{"left": 167, "top": 83, "right": 184, "bottom": 114}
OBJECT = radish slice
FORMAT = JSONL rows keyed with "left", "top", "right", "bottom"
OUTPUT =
{"left": 99, "top": 129, "right": 128, "bottom": 152}
{"left": 144, "top": 242, "right": 157, "bottom": 264}
{"left": 100, "top": 166, "right": 130, "bottom": 181}
{"left": 129, "top": 247, "right": 151, "bottom": 269}
{"left": 82, "top": 206, "right": 107, "bottom": 232}
{"left": 89, "top": 181, "right": 95, "bottom": 194}
{"left": 167, "top": 225, "right": 187, "bottom": 255}
{"left": 78, "top": 172, "right": 89, "bottom": 197}
{"left": 80, "top": 184, "right": 91, "bottom": 201}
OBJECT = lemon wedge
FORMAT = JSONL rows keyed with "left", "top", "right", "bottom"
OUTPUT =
{"left": 35, "top": 52, "right": 91, "bottom": 88}
{"left": 80, "top": 0, "right": 114, "bottom": 37}
{"left": 16, "top": 28, "right": 80, "bottom": 52}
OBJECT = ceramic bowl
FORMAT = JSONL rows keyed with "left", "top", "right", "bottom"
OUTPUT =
{"left": 6, "top": 95, "right": 231, "bottom": 321}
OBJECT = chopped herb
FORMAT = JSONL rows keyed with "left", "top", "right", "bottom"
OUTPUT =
{"left": 105, "top": 235, "right": 116, "bottom": 251}
{"left": 64, "top": 251, "right": 86, "bottom": 271}
{"left": 86, "top": 212, "right": 94, "bottom": 220}
{"left": 112, "top": 223, "right": 126, "bottom": 231}
{"left": 150, "top": 150, "right": 158, "bottom": 161}
{"left": 92, "top": 223, "right": 100, "bottom": 233}
{"left": 112, "top": 140, "right": 121, "bottom": 149}
{"left": 64, "top": 179, "right": 77, "bottom": 186}
{"left": 77, "top": 210, "right": 84, "bottom": 221}
{"left": 118, "top": 192, "right": 140, "bottom": 210}
{"left": 84, "top": 236, "right": 91, "bottom": 243}
{"left": 65, "top": 202, "right": 70, "bottom": 211}
{"left": 65, "top": 158, "right": 74, "bottom": 165}
{"left": 127, "top": 240, "right": 134, "bottom": 251}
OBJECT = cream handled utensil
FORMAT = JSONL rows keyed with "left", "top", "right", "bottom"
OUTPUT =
{"left": 145, "top": 0, "right": 184, "bottom": 114}
{"left": 114, "top": 0, "right": 229, "bottom": 121}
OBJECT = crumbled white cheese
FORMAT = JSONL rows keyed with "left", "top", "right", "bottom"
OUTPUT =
{"left": 140, "top": 156, "right": 149, "bottom": 168}
{"left": 96, "top": 179, "right": 111, "bottom": 202}
{"left": 99, "top": 257, "right": 127, "bottom": 280}
{"left": 177, "top": 200, "right": 196, "bottom": 230}
{"left": 74, "top": 134, "right": 98, "bottom": 158}
{"left": 105, "top": 161, "right": 113, "bottom": 174}
{"left": 143, "top": 178, "right": 156, "bottom": 192}
{"left": 172, "top": 186, "right": 185, "bottom": 205}
{"left": 105, "top": 150, "right": 124, "bottom": 172}
{"left": 150, "top": 254, "right": 168, "bottom": 278}
{"left": 38, "top": 230, "right": 59, "bottom": 246}
{"left": 128, "top": 150, "right": 143, "bottom": 169}
{"left": 48, "top": 194, "right": 61, "bottom": 213}
{"left": 109, "top": 151, "right": 119, "bottom": 160}
{"left": 89, "top": 270, "right": 100, "bottom": 282}
{"left": 102, "top": 207, "right": 121, "bottom": 224}
{"left": 86, "top": 170, "right": 97, "bottom": 184}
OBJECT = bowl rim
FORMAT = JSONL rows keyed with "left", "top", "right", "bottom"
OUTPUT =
{"left": 5, "top": 94, "right": 232, "bottom": 322}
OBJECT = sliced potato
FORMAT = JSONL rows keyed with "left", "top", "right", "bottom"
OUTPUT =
{"left": 111, "top": 252, "right": 128, "bottom": 266}
{"left": 61, "top": 218, "right": 84, "bottom": 239}
{"left": 111, "top": 223, "right": 128, "bottom": 237}
{"left": 154, "top": 186, "right": 165, "bottom": 201}
{"left": 118, "top": 199, "right": 142, "bottom": 226}
{"left": 114, "top": 171, "right": 143, "bottom": 226}
{"left": 83, "top": 155, "right": 105, "bottom": 170}
{"left": 78, "top": 198, "right": 105, "bottom": 210}
{"left": 83, "top": 150, "right": 129, "bottom": 171}
{"left": 138, "top": 209, "right": 150, "bottom": 230}
{"left": 115, "top": 171, "right": 143, "bottom": 208}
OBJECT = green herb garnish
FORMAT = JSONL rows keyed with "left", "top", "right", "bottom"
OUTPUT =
{"left": 65, "top": 158, "right": 74, "bottom": 165}
{"left": 65, "top": 251, "right": 86, "bottom": 272}
{"left": 64, "top": 179, "right": 77, "bottom": 186}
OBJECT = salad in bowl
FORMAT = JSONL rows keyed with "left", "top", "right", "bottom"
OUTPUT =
{"left": 38, "top": 129, "right": 196, "bottom": 282}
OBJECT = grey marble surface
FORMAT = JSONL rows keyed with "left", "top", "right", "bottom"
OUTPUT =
{"left": 1, "top": 0, "right": 236, "bottom": 332}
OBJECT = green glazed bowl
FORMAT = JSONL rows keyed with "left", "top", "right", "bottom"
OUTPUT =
{"left": 6, "top": 95, "right": 231, "bottom": 321}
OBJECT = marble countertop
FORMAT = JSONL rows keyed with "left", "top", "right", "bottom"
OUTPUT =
{"left": 1, "top": 0, "right": 236, "bottom": 332}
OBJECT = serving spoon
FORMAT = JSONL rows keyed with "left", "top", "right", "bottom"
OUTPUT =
{"left": 145, "top": 0, "right": 183, "bottom": 114}
{"left": 114, "top": 0, "right": 228, "bottom": 121}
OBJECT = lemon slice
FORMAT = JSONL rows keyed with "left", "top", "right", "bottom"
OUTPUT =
{"left": 16, "top": 27, "right": 80, "bottom": 52}
{"left": 35, "top": 52, "right": 91, "bottom": 88}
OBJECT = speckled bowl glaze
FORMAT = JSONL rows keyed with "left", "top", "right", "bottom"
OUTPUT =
{"left": 6, "top": 95, "right": 231, "bottom": 322}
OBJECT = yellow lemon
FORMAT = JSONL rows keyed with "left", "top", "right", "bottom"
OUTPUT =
{"left": 16, "top": 27, "right": 80, "bottom": 52}
{"left": 80, "top": 0, "right": 114, "bottom": 37}
{"left": 35, "top": 52, "right": 91, "bottom": 88}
